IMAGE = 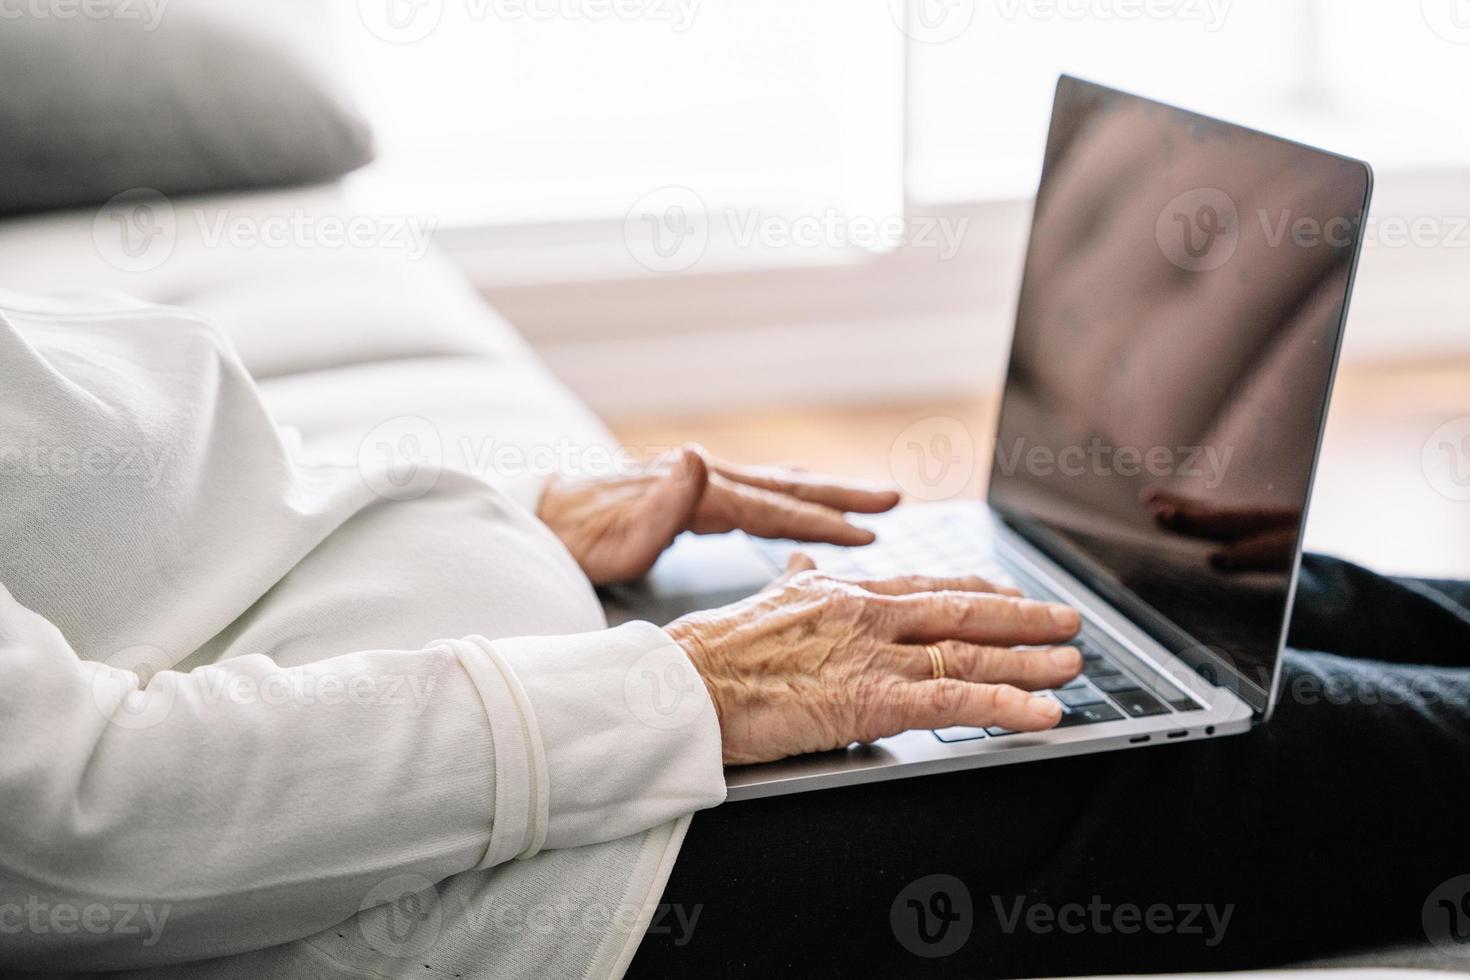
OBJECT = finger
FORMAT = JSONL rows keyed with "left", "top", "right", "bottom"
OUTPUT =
{"left": 879, "top": 591, "right": 1081, "bottom": 647}
{"left": 1142, "top": 488, "right": 1298, "bottom": 540}
{"left": 1209, "top": 528, "right": 1297, "bottom": 572}
{"left": 888, "top": 679, "right": 1064, "bottom": 734}
{"left": 762, "top": 551, "right": 818, "bottom": 592}
{"left": 786, "top": 552, "right": 817, "bottom": 574}
{"left": 692, "top": 475, "right": 877, "bottom": 546}
{"left": 892, "top": 640, "right": 1082, "bottom": 690}
{"left": 854, "top": 573, "right": 1022, "bottom": 599}
{"left": 703, "top": 452, "right": 901, "bottom": 514}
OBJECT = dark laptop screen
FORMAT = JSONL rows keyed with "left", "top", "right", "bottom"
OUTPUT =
{"left": 988, "top": 76, "right": 1372, "bottom": 713}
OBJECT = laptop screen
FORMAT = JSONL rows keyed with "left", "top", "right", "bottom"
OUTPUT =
{"left": 988, "top": 76, "right": 1372, "bottom": 714}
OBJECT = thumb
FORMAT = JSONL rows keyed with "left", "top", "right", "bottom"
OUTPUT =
{"left": 592, "top": 447, "right": 708, "bottom": 585}
{"left": 640, "top": 445, "right": 710, "bottom": 542}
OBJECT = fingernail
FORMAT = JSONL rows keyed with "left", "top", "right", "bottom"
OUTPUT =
{"left": 1048, "top": 604, "right": 1080, "bottom": 629}
{"left": 1050, "top": 646, "right": 1081, "bottom": 669}
{"left": 1030, "top": 696, "right": 1063, "bottom": 722}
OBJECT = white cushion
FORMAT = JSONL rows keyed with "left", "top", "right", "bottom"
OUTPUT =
{"left": 0, "top": 185, "right": 523, "bottom": 379}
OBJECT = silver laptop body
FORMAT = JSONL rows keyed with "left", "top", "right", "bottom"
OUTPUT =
{"left": 602, "top": 76, "right": 1374, "bottom": 802}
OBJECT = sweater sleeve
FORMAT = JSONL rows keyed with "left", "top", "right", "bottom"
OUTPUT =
{"left": 0, "top": 583, "right": 725, "bottom": 972}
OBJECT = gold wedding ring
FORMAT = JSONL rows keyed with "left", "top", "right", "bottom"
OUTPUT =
{"left": 925, "top": 644, "right": 947, "bottom": 681}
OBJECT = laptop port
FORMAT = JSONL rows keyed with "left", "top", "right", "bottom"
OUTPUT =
{"left": 1166, "top": 730, "right": 1188, "bottom": 739}
{"left": 1128, "top": 735, "right": 1151, "bottom": 744}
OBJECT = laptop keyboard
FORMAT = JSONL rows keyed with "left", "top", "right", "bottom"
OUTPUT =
{"left": 753, "top": 509, "right": 1203, "bottom": 744}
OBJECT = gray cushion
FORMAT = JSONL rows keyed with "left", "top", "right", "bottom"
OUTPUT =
{"left": 0, "top": 0, "right": 372, "bottom": 216}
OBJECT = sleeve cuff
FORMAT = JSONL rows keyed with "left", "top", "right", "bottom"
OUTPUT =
{"left": 453, "top": 621, "right": 726, "bottom": 861}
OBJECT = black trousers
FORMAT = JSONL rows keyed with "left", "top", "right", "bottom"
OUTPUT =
{"left": 628, "top": 555, "right": 1470, "bottom": 978}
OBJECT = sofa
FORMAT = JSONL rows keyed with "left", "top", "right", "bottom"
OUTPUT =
{"left": 0, "top": 182, "right": 1463, "bottom": 977}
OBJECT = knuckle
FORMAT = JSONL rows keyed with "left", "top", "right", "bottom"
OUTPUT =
{"left": 992, "top": 683, "right": 1030, "bottom": 715}
{"left": 937, "top": 591, "right": 974, "bottom": 627}
{"left": 850, "top": 674, "right": 890, "bottom": 716}
{"left": 852, "top": 677, "right": 904, "bottom": 740}
{"left": 1023, "top": 601, "right": 1054, "bottom": 634}
{"left": 968, "top": 644, "right": 1003, "bottom": 680}
{"left": 924, "top": 680, "right": 967, "bottom": 722}
{"left": 973, "top": 682, "right": 1007, "bottom": 715}
{"left": 854, "top": 591, "right": 897, "bottom": 625}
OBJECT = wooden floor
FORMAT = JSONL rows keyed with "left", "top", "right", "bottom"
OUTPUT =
{"left": 611, "top": 359, "right": 1470, "bottom": 579}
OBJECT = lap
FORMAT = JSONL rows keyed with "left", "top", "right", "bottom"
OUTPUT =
{"left": 630, "top": 558, "right": 1470, "bottom": 978}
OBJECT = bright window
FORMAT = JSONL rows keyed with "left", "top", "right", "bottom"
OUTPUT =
{"left": 335, "top": 0, "right": 904, "bottom": 228}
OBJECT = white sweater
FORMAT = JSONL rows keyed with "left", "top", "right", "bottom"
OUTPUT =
{"left": 0, "top": 290, "right": 727, "bottom": 977}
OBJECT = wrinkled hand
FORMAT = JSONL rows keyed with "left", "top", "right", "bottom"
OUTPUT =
{"left": 666, "top": 554, "right": 1083, "bottom": 765}
{"left": 1142, "top": 487, "right": 1301, "bottom": 572}
{"left": 538, "top": 445, "right": 900, "bottom": 586}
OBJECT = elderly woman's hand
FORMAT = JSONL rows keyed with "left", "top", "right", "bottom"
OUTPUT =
{"left": 538, "top": 445, "right": 900, "bottom": 586}
{"left": 665, "top": 555, "right": 1084, "bottom": 765}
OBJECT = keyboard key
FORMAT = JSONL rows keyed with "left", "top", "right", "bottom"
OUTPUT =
{"left": 1075, "top": 640, "right": 1103, "bottom": 661}
{"left": 1168, "top": 698, "right": 1205, "bottom": 713}
{"left": 1055, "top": 702, "right": 1125, "bottom": 727}
{"left": 1111, "top": 689, "right": 1170, "bottom": 718}
{"left": 1055, "top": 685, "right": 1106, "bottom": 707}
{"left": 933, "top": 727, "right": 987, "bottom": 743}
{"left": 1093, "top": 673, "right": 1143, "bottom": 694}
{"left": 985, "top": 726, "right": 1018, "bottom": 737}
{"left": 1083, "top": 659, "right": 1121, "bottom": 678}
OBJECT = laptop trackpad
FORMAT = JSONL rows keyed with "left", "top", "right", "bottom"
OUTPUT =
{"left": 600, "top": 532, "right": 773, "bottom": 626}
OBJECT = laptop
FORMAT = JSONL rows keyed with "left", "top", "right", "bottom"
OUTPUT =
{"left": 602, "top": 75, "right": 1374, "bottom": 802}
